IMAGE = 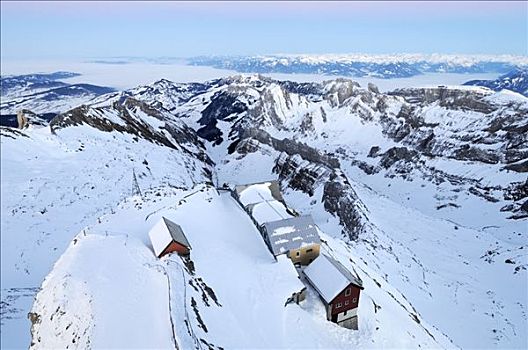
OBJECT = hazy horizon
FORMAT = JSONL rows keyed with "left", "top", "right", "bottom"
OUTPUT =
{"left": 1, "top": 1, "right": 527, "bottom": 60}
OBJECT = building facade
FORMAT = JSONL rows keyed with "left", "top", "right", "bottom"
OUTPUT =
{"left": 148, "top": 217, "right": 191, "bottom": 258}
{"left": 303, "top": 254, "right": 364, "bottom": 330}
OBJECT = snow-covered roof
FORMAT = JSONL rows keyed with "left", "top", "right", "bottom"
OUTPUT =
{"left": 303, "top": 254, "right": 363, "bottom": 304}
{"left": 277, "top": 254, "right": 306, "bottom": 292}
{"left": 249, "top": 200, "right": 293, "bottom": 226}
{"left": 263, "top": 215, "right": 320, "bottom": 256}
{"left": 235, "top": 181, "right": 283, "bottom": 207}
{"left": 148, "top": 217, "right": 190, "bottom": 257}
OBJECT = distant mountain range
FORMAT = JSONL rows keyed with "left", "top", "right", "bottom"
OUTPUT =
{"left": 464, "top": 68, "right": 528, "bottom": 96}
{"left": 0, "top": 71, "right": 80, "bottom": 96}
{"left": 0, "top": 72, "right": 116, "bottom": 114}
{"left": 188, "top": 54, "right": 528, "bottom": 79}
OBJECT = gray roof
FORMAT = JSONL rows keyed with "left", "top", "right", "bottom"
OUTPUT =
{"left": 263, "top": 215, "right": 320, "bottom": 256}
{"left": 163, "top": 217, "right": 191, "bottom": 249}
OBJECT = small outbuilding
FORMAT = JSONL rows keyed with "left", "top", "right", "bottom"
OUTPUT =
{"left": 262, "top": 215, "right": 321, "bottom": 266}
{"left": 148, "top": 217, "right": 191, "bottom": 258}
{"left": 303, "top": 254, "right": 364, "bottom": 330}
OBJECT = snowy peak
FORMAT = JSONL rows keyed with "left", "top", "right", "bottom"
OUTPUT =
{"left": 0, "top": 71, "right": 80, "bottom": 96}
{"left": 464, "top": 68, "right": 528, "bottom": 96}
{"left": 50, "top": 97, "right": 209, "bottom": 154}
{"left": 0, "top": 71, "right": 115, "bottom": 115}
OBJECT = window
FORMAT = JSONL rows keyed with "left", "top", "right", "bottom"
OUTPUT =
{"left": 336, "top": 302, "right": 342, "bottom": 308}
{"left": 352, "top": 298, "right": 357, "bottom": 303}
{"left": 306, "top": 248, "right": 313, "bottom": 253}
{"left": 344, "top": 310, "right": 347, "bottom": 316}
{"left": 345, "top": 288, "right": 351, "bottom": 296}
{"left": 345, "top": 300, "right": 349, "bottom": 305}
{"left": 296, "top": 251, "right": 300, "bottom": 257}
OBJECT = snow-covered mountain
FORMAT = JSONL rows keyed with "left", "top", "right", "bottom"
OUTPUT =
{"left": 188, "top": 54, "right": 528, "bottom": 78}
{"left": 0, "top": 72, "right": 115, "bottom": 115}
{"left": 1, "top": 74, "right": 526, "bottom": 349}
{"left": 0, "top": 97, "right": 213, "bottom": 348}
{"left": 464, "top": 68, "right": 528, "bottom": 96}
{"left": 0, "top": 72, "right": 80, "bottom": 96}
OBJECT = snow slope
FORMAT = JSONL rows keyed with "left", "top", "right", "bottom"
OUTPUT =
{"left": 0, "top": 72, "right": 115, "bottom": 115}
{"left": 29, "top": 185, "right": 452, "bottom": 349}
{"left": 208, "top": 145, "right": 527, "bottom": 349}
{"left": 0, "top": 101, "right": 212, "bottom": 348}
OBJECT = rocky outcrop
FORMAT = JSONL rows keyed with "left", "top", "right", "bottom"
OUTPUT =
{"left": 197, "top": 91, "right": 248, "bottom": 144}
{"left": 451, "top": 145, "right": 500, "bottom": 164}
{"left": 273, "top": 153, "right": 365, "bottom": 241}
{"left": 237, "top": 128, "right": 340, "bottom": 169}
{"left": 379, "top": 147, "right": 419, "bottom": 169}
{"left": 273, "top": 153, "right": 330, "bottom": 196}
{"left": 16, "top": 109, "right": 49, "bottom": 129}
{"left": 389, "top": 87, "right": 496, "bottom": 113}
{"left": 504, "top": 160, "right": 528, "bottom": 173}
{"left": 322, "top": 79, "right": 361, "bottom": 107}
{"left": 368, "top": 83, "right": 380, "bottom": 94}
{"left": 49, "top": 98, "right": 214, "bottom": 170}
{"left": 322, "top": 172, "right": 365, "bottom": 241}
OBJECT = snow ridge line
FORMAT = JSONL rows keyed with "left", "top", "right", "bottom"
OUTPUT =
{"left": 144, "top": 261, "right": 180, "bottom": 350}
{"left": 163, "top": 262, "right": 181, "bottom": 350}
{"left": 166, "top": 259, "right": 205, "bottom": 350}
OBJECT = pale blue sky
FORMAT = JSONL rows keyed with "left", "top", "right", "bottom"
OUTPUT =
{"left": 1, "top": 1, "right": 527, "bottom": 59}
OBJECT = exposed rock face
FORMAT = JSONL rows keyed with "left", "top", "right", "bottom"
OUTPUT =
{"left": 198, "top": 91, "right": 248, "bottom": 144}
{"left": 379, "top": 147, "right": 419, "bottom": 169}
{"left": 16, "top": 110, "right": 28, "bottom": 129}
{"left": 390, "top": 87, "right": 495, "bottom": 113}
{"left": 273, "top": 154, "right": 365, "bottom": 240}
{"left": 49, "top": 98, "right": 214, "bottom": 168}
{"left": 273, "top": 153, "right": 330, "bottom": 197}
{"left": 504, "top": 160, "right": 528, "bottom": 173}
{"left": 322, "top": 79, "right": 361, "bottom": 107}
{"left": 99, "top": 75, "right": 527, "bottom": 233}
{"left": 322, "top": 172, "right": 364, "bottom": 241}
{"left": 238, "top": 128, "right": 340, "bottom": 169}
{"left": 16, "top": 109, "right": 49, "bottom": 129}
{"left": 368, "top": 83, "right": 380, "bottom": 94}
{"left": 451, "top": 145, "right": 500, "bottom": 164}
{"left": 368, "top": 146, "right": 381, "bottom": 158}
